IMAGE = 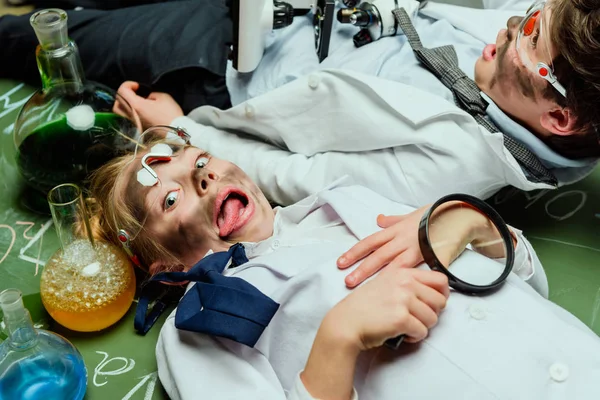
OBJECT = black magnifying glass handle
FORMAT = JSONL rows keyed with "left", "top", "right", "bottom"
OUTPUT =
{"left": 385, "top": 334, "right": 405, "bottom": 350}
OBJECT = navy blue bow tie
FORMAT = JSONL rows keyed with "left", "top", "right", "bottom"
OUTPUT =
{"left": 135, "top": 243, "right": 279, "bottom": 347}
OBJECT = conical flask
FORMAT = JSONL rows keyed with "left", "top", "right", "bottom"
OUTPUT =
{"left": 13, "top": 8, "right": 141, "bottom": 200}
{"left": 40, "top": 183, "right": 137, "bottom": 332}
{"left": 0, "top": 288, "right": 87, "bottom": 400}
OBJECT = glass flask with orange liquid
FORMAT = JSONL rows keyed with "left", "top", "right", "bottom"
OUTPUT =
{"left": 40, "top": 183, "right": 136, "bottom": 332}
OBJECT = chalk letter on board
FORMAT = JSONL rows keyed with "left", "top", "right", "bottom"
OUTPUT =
{"left": 0, "top": 84, "right": 31, "bottom": 120}
{"left": 0, "top": 224, "right": 16, "bottom": 265}
{"left": 545, "top": 190, "right": 587, "bottom": 221}
{"left": 121, "top": 372, "right": 158, "bottom": 400}
{"left": 18, "top": 219, "right": 53, "bottom": 269}
{"left": 523, "top": 189, "right": 550, "bottom": 209}
{"left": 93, "top": 351, "right": 136, "bottom": 387}
{"left": 16, "top": 221, "right": 36, "bottom": 240}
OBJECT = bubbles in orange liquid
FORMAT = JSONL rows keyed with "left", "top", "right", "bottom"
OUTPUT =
{"left": 40, "top": 239, "right": 136, "bottom": 332}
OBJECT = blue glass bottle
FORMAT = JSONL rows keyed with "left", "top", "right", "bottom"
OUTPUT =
{"left": 0, "top": 289, "right": 87, "bottom": 400}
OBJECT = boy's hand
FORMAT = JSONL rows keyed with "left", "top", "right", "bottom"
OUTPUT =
{"left": 115, "top": 81, "right": 184, "bottom": 129}
{"left": 337, "top": 205, "right": 430, "bottom": 288}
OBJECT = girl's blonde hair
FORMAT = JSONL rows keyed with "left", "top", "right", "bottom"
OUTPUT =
{"left": 85, "top": 141, "right": 184, "bottom": 275}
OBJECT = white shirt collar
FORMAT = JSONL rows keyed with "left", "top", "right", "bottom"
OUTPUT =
{"left": 481, "top": 92, "right": 596, "bottom": 169}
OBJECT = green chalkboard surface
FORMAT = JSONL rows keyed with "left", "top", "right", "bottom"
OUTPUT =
{"left": 0, "top": 79, "right": 171, "bottom": 400}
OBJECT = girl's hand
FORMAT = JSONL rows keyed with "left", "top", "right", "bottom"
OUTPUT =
{"left": 323, "top": 267, "right": 449, "bottom": 351}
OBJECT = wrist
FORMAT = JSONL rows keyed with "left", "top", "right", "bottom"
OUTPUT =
{"left": 301, "top": 314, "right": 361, "bottom": 399}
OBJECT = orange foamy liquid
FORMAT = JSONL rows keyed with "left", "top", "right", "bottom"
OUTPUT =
{"left": 40, "top": 239, "right": 137, "bottom": 332}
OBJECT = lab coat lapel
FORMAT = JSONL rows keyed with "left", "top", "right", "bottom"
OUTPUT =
{"left": 318, "top": 185, "right": 415, "bottom": 241}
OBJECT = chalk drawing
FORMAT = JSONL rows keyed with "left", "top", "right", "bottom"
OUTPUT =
{"left": 3, "top": 122, "right": 14, "bottom": 135}
{"left": 0, "top": 84, "right": 31, "bottom": 120}
{"left": 18, "top": 219, "right": 53, "bottom": 268}
{"left": 493, "top": 189, "right": 588, "bottom": 222}
{"left": 590, "top": 287, "right": 600, "bottom": 329}
{"left": 121, "top": 372, "right": 158, "bottom": 400}
{"left": 529, "top": 236, "right": 600, "bottom": 253}
{"left": 544, "top": 190, "right": 587, "bottom": 221}
{"left": 16, "top": 221, "right": 36, "bottom": 240}
{"left": 93, "top": 351, "right": 136, "bottom": 387}
{"left": 0, "top": 224, "right": 16, "bottom": 265}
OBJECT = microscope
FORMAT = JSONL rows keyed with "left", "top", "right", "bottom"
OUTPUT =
{"left": 230, "top": 0, "right": 426, "bottom": 73}
{"left": 337, "top": 0, "right": 426, "bottom": 47}
{"left": 230, "top": 0, "right": 335, "bottom": 73}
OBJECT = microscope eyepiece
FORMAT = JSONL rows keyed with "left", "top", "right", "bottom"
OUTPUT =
{"left": 349, "top": 9, "right": 375, "bottom": 27}
{"left": 273, "top": 1, "right": 294, "bottom": 29}
{"left": 337, "top": 8, "right": 356, "bottom": 23}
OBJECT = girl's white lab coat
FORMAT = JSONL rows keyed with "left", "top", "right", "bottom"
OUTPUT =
{"left": 156, "top": 181, "right": 600, "bottom": 400}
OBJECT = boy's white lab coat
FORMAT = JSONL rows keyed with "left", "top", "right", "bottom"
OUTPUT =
{"left": 172, "top": 0, "right": 596, "bottom": 208}
{"left": 156, "top": 182, "right": 600, "bottom": 400}
{"left": 174, "top": 69, "right": 553, "bottom": 208}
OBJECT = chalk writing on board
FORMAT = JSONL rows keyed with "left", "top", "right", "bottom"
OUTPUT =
{"left": 0, "top": 219, "right": 53, "bottom": 276}
{"left": 0, "top": 225, "right": 16, "bottom": 265}
{"left": 493, "top": 188, "right": 588, "bottom": 222}
{"left": 122, "top": 372, "right": 158, "bottom": 400}
{"left": 93, "top": 351, "right": 158, "bottom": 400}
{"left": 0, "top": 84, "right": 30, "bottom": 121}
{"left": 590, "top": 287, "right": 600, "bottom": 329}
{"left": 93, "top": 350, "right": 136, "bottom": 387}
{"left": 18, "top": 219, "right": 53, "bottom": 275}
{"left": 17, "top": 221, "right": 36, "bottom": 240}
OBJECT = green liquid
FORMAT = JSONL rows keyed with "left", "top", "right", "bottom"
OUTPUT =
{"left": 17, "top": 112, "right": 136, "bottom": 194}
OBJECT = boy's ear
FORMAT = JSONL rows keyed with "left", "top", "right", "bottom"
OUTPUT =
{"left": 540, "top": 107, "right": 578, "bottom": 136}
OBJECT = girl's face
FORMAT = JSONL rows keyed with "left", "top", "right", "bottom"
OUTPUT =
{"left": 124, "top": 145, "right": 275, "bottom": 270}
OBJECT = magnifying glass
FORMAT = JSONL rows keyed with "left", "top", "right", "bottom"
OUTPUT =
{"left": 385, "top": 194, "right": 514, "bottom": 349}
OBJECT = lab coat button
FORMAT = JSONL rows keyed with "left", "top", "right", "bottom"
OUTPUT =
{"left": 468, "top": 304, "right": 486, "bottom": 320}
{"left": 308, "top": 74, "right": 320, "bottom": 89}
{"left": 245, "top": 104, "right": 255, "bottom": 119}
{"left": 271, "top": 240, "right": 281, "bottom": 250}
{"left": 549, "top": 363, "right": 569, "bottom": 382}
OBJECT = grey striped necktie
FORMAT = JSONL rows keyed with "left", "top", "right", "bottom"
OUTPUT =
{"left": 392, "top": 8, "right": 557, "bottom": 186}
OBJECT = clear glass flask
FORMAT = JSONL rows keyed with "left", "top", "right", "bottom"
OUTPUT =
{"left": 13, "top": 9, "right": 141, "bottom": 202}
{"left": 0, "top": 288, "right": 87, "bottom": 400}
{"left": 40, "top": 183, "right": 137, "bottom": 332}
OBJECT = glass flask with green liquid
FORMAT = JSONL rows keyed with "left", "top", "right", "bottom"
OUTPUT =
{"left": 13, "top": 9, "right": 141, "bottom": 210}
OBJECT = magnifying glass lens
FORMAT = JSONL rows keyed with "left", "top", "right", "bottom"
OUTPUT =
{"left": 427, "top": 202, "right": 508, "bottom": 287}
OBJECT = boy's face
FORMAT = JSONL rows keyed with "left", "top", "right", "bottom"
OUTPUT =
{"left": 474, "top": 3, "right": 561, "bottom": 132}
{"left": 124, "top": 145, "right": 275, "bottom": 269}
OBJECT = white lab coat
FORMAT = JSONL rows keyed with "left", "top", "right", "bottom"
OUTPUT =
{"left": 174, "top": 68, "right": 549, "bottom": 208}
{"left": 156, "top": 181, "right": 600, "bottom": 399}
{"left": 172, "top": 0, "right": 598, "bottom": 209}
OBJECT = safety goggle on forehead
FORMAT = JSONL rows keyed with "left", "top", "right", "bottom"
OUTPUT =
{"left": 516, "top": 0, "right": 567, "bottom": 97}
{"left": 116, "top": 125, "right": 190, "bottom": 268}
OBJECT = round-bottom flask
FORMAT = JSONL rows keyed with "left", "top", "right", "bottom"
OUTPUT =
{"left": 40, "top": 183, "right": 136, "bottom": 332}
{"left": 0, "top": 289, "right": 88, "bottom": 400}
{"left": 41, "top": 239, "right": 137, "bottom": 332}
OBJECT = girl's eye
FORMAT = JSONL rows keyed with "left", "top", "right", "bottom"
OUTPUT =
{"left": 164, "top": 191, "right": 179, "bottom": 210}
{"left": 195, "top": 157, "right": 210, "bottom": 169}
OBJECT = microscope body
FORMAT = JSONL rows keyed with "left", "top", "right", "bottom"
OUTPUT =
{"left": 338, "top": 0, "right": 424, "bottom": 47}
{"left": 230, "top": 0, "right": 425, "bottom": 74}
{"left": 231, "top": 0, "right": 334, "bottom": 73}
